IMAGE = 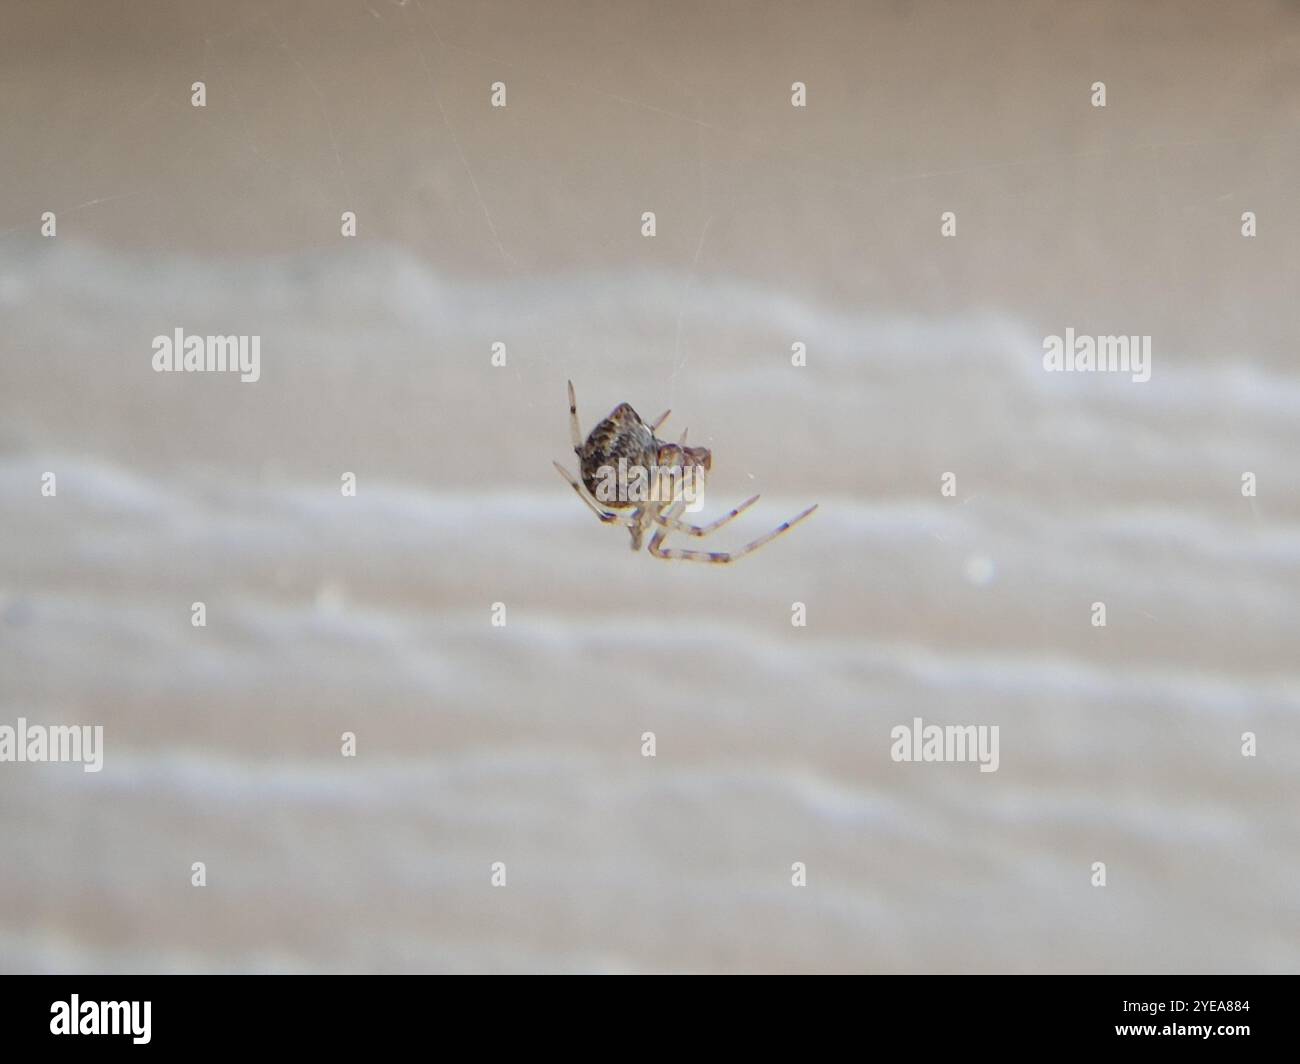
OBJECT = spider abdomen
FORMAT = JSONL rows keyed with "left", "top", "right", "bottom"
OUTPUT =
{"left": 577, "top": 403, "right": 659, "bottom": 508}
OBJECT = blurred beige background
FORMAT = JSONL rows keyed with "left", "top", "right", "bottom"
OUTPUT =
{"left": 1, "top": 0, "right": 1298, "bottom": 972}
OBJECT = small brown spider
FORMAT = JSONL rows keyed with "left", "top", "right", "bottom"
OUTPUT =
{"left": 553, "top": 380, "right": 817, "bottom": 563}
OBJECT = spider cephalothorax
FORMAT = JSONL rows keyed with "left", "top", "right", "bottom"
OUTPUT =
{"left": 554, "top": 381, "right": 817, "bottom": 562}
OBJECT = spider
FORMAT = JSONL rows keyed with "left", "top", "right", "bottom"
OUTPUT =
{"left": 553, "top": 380, "right": 818, "bottom": 563}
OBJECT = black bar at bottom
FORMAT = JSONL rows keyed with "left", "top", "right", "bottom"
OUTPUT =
{"left": 0, "top": 974, "right": 1288, "bottom": 1051}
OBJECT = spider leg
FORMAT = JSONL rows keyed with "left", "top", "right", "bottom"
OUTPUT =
{"left": 650, "top": 408, "right": 672, "bottom": 432}
{"left": 567, "top": 380, "right": 583, "bottom": 450}
{"left": 656, "top": 494, "right": 760, "bottom": 537}
{"left": 646, "top": 501, "right": 687, "bottom": 554}
{"left": 553, "top": 460, "right": 632, "bottom": 525}
{"left": 628, "top": 504, "right": 659, "bottom": 551}
{"left": 649, "top": 504, "right": 818, "bottom": 563}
